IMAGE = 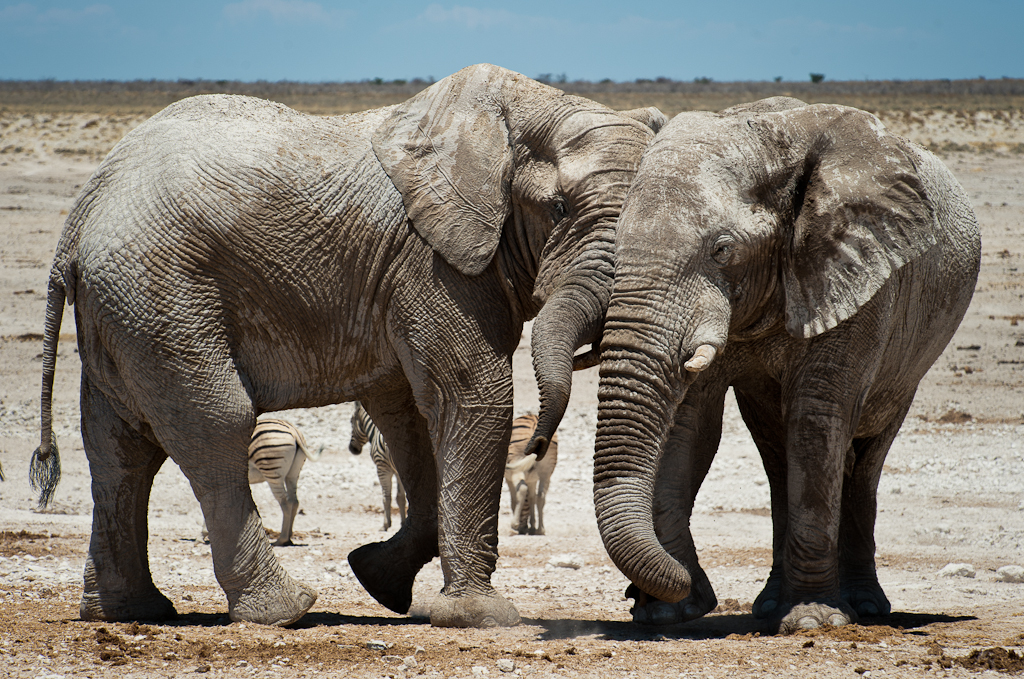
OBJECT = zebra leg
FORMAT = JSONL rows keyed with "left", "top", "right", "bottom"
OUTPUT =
{"left": 534, "top": 476, "right": 547, "bottom": 536}
{"left": 378, "top": 464, "right": 394, "bottom": 531}
{"left": 275, "top": 453, "right": 306, "bottom": 546}
{"left": 396, "top": 475, "right": 408, "bottom": 526}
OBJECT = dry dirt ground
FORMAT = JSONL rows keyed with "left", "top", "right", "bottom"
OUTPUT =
{"left": 0, "top": 108, "right": 1022, "bottom": 678}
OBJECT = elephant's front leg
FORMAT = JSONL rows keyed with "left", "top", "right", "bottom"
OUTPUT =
{"left": 347, "top": 392, "right": 440, "bottom": 614}
{"left": 628, "top": 378, "right": 727, "bottom": 625}
{"left": 430, "top": 396, "right": 519, "bottom": 627}
{"left": 775, "top": 378, "right": 863, "bottom": 633}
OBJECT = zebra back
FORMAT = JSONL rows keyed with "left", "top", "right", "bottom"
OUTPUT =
{"left": 248, "top": 419, "right": 303, "bottom": 478}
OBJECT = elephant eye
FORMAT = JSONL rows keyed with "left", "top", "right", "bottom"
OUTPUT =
{"left": 711, "top": 237, "right": 736, "bottom": 265}
{"left": 551, "top": 197, "right": 569, "bottom": 223}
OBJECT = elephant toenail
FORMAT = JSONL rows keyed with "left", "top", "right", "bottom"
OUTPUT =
{"left": 828, "top": 614, "right": 849, "bottom": 626}
{"left": 683, "top": 604, "right": 703, "bottom": 619}
{"left": 760, "top": 599, "right": 777, "bottom": 613}
{"left": 797, "top": 616, "right": 820, "bottom": 629}
{"left": 859, "top": 602, "right": 879, "bottom": 616}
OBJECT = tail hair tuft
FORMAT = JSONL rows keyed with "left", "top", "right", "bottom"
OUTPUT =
{"left": 30, "top": 436, "right": 61, "bottom": 509}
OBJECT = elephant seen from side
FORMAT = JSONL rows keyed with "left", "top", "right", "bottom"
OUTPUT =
{"left": 593, "top": 97, "right": 980, "bottom": 633}
{"left": 31, "top": 64, "right": 665, "bottom": 628}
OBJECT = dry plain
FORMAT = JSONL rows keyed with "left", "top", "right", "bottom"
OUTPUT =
{"left": 0, "top": 87, "right": 1023, "bottom": 678}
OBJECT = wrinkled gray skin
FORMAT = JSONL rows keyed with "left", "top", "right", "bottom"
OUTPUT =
{"left": 594, "top": 97, "right": 980, "bottom": 634}
{"left": 504, "top": 413, "right": 558, "bottom": 535}
{"left": 200, "top": 418, "right": 319, "bottom": 546}
{"left": 31, "top": 64, "right": 664, "bottom": 628}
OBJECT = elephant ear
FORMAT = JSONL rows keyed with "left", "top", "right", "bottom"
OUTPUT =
{"left": 372, "top": 64, "right": 514, "bottom": 276}
{"left": 770, "top": 106, "right": 937, "bottom": 338}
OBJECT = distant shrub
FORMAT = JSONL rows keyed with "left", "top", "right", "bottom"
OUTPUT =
{"left": 693, "top": 77, "right": 712, "bottom": 84}
{"left": 774, "top": 76, "right": 783, "bottom": 83}
{"left": 810, "top": 73, "right": 825, "bottom": 83}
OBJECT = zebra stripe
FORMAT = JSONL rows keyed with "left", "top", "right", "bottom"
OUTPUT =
{"left": 509, "top": 413, "right": 539, "bottom": 451}
{"left": 248, "top": 419, "right": 312, "bottom": 482}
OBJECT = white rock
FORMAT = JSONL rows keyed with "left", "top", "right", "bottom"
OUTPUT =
{"left": 472, "top": 666, "right": 488, "bottom": 676}
{"left": 547, "top": 553, "right": 584, "bottom": 569}
{"left": 497, "top": 658, "right": 516, "bottom": 672}
{"left": 996, "top": 565, "right": 1024, "bottom": 583}
{"left": 938, "top": 563, "right": 976, "bottom": 578}
{"left": 366, "top": 639, "right": 391, "bottom": 651}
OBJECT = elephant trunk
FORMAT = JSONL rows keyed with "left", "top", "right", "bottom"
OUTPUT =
{"left": 592, "top": 266, "right": 728, "bottom": 603}
{"left": 593, "top": 322, "right": 695, "bottom": 602}
{"left": 527, "top": 237, "right": 615, "bottom": 459}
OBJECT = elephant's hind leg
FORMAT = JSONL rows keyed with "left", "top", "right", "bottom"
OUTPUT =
{"left": 80, "top": 375, "right": 175, "bottom": 622}
{"left": 155, "top": 386, "right": 316, "bottom": 626}
{"left": 839, "top": 405, "right": 909, "bottom": 619}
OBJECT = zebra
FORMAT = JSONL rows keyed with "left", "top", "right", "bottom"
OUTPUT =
{"left": 201, "top": 418, "right": 320, "bottom": 546}
{"left": 504, "top": 414, "right": 558, "bottom": 535}
{"left": 349, "top": 401, "right": 406, "bottom": 531}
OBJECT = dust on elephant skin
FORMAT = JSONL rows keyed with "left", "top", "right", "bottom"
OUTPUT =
{"left": 29, "top": 63, "right": 664, "bottom": 628}
{"left": 593, "top": 97, "right": 980, "bottom": 633}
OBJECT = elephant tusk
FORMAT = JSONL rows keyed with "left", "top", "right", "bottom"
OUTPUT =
{"left": 684, "top": 344, "right": 717, "bottom": 373}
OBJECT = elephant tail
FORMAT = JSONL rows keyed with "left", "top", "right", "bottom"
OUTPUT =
{"left": 31, "top": 272, "right": 67, "bottom": 509}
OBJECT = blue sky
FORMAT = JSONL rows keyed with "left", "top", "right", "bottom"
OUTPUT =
{"left": 1, "top": 1, "right": 1021, "bottom": 83}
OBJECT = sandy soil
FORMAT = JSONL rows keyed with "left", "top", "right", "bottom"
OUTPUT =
{"left": 0, "top": 110, "right": 1022, "bottom": 678}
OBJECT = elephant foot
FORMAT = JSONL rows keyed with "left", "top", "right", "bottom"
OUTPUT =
{"left": 430, "top": 590, "right": 520, "bottom": 628}
{"left": 80, "top": 587, "right": 177, "bottom": 623}
{"left": 227, "top": 574, "right": 317, "bottom": 626}
{"left": 841, "top": 576, "right": 891, "bottom": 618}
{"left": 752, "top": 572, "right": 784, "bottom": 619}
{"left": 776, "top": 601, "right": 857, "bottom": 635}
{"left": 271, "top": 539, "right": 295, "bottom": 547}
{"left": 348, "top": 540, "right": 424, "bottom": 614}
{"left": 626, "top": 573, "right": 716, "bottom": 625}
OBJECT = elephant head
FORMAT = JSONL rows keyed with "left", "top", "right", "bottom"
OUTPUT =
{"left": 373, "top": 64, "right": 665, "bottom": 457}
{"left": 594, "top": 101, "right": 937, "bottom": 604}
